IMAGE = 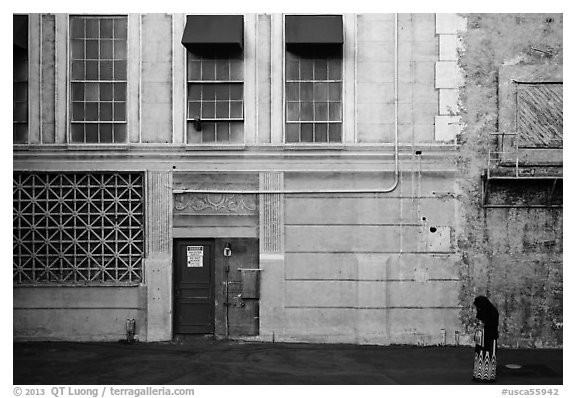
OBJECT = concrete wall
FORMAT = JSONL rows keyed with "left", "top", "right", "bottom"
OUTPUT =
{"left": 13, "top": 287, "right": 146, "bottom": 341}
{"left": 14, "top": 13, "right": 468, "bottom": 344}
{"left": 457, "top": 13, "right": 563, "bottom": 347}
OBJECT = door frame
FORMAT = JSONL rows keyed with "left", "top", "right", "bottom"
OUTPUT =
{"left": 172, "top": 238, "right": 216, "bottom": 335}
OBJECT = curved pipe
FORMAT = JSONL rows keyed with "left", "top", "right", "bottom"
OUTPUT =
{"left": 174, "top": 13, "right": 399, "bottom": 195}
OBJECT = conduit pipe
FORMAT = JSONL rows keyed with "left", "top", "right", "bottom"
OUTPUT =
{"left": 173, "top": 14, "right": 399, "bottom": 196}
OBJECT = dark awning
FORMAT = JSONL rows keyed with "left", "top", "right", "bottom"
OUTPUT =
{"left": 13, "top": 14, "right": 28, "bottom": 49}
{"left": 285, "top": 15, "right": 343, "bottom": 46}
{"left": 182, "top": 15, "right": 244, "bottom": 51}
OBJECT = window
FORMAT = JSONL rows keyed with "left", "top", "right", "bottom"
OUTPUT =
{"left": 516, "top": 82, "right": 563, "bottom": 148}
{"left": 285, "top": 50, "right": 342, "bottom": 143}
{"left": 13, "top": 14, "right": 28, "bottom": 144}
{"left": 186, "top": 49, "right": 244, "bottom": 144}
{"left": 284, "top": 15, "right": 344, "bottom": 143}
{"left": 69, "top": 15, "right": 127, "bottom": 143}
{"left": 13, "top": 172, "right": 144, "bottom": 285}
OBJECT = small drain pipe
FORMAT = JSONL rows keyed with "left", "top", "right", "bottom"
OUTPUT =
{"left": 173, "top": 15, "right": 400, "bottom": 196}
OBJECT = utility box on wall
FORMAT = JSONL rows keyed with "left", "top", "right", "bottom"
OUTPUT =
{"left": 240, "top": 269, "right": 261, "bottom": 299}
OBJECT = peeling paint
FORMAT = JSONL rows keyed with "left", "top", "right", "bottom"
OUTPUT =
{"left": 456, "top": 14, "right": 562, "bottom": 348}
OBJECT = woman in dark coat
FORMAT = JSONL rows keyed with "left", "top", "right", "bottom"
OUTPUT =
{"left": 472, "top": 295, "right": 499, "bottom": 382}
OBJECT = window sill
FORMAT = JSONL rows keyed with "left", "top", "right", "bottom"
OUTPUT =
{"left": 184, "top": 144, "right": 246, "bottom": 151}
{"left": 66, "top": 144, "right": 130, "bottom": 151}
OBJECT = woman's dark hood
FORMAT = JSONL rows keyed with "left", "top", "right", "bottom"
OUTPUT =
{"left": 474, "top": 295, "right": 499, "bottom": 326}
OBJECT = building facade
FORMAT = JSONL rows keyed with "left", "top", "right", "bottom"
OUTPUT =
{"left": 13, "top": 13, "right": 562, "bottom": 346}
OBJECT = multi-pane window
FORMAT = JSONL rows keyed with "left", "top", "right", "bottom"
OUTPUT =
{"left": 70, "top": 15, "right": 127, "bottom": 143}
{"left": 186, "top": 49, "right": 244, "bottom": 144}
{"left": 13, "top": 15, "right": 28, "bottom": 144}
{"left": 285, "top": 50, "right": 342, "bottom": 143}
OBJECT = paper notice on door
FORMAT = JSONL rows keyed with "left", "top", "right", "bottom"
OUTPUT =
{"left": 186, "top": 246, "right": 204, "bottom": 267}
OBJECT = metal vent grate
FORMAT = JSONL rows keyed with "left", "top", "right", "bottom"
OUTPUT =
{"left": 517, "top": 83, "right": 563, "bottom": 148}
{"left": 13, "top": 172, "right": 144, "bottom": 285}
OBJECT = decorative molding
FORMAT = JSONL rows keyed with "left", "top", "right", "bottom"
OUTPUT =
{"left": 174, "top": 193, "right": 257, "bottom": 215}
{"left": 146, "top": 171, "right": 171, "bottom": 254}
{"left": 260, "top": 171, "right": 284, "bottom": 253}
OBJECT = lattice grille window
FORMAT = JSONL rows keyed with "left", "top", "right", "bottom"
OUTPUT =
{"left": 13, "top": 172, "right": 144, "bottom": 285}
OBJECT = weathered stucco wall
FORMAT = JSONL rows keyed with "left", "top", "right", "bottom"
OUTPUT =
{"left": 457, "top": 13, "right": 563, "bottom": 347}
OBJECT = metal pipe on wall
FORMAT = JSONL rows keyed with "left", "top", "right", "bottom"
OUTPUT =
{"left": 173, "top": 13, "right": 400, "bottom": 196}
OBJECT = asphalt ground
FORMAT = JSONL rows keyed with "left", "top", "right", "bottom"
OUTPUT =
{"left": 13, "top": 338, "right": 562, "bottom": 385}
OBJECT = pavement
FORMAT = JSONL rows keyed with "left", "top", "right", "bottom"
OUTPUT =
{"left": 13, "top": 338, "right": 562, "bottom": 385}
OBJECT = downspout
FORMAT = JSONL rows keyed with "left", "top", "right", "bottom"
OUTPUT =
{"left": 174, "top": 13, "right": 399, "bottom": 196}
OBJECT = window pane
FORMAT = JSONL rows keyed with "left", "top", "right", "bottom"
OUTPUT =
{"left": 230, "top": 101, "right": 243, "bottom": 118}
{"left": 315, "top": 103, "right": 328, "bottom": 121}
{"left": 188, "top": 85, "right": 202, "bottom": 100}
{"left": 113, "top": 83, "right": 126, "bottom": 101}
{"left": 203, "top": 84, "right": 215, "bottom": 100}
{"left": 286, "top": 102, "right": 299, "bottom": 122}
{"left": 71, "top": 124, "right": 84, "bottom": 142}
{"left": 230, "top": 85, "right": 243, "bottom": 100}
{"left": 329, "top": 82, "right": 341, "bottom": 101}
{"left": 301, "top": 123, "right": 313, "bottom": 142}
{"left": 300, "top": 83, "right": 313, "bottom": 101}
{"left": 85, "top": 124, "right": 98, "bottom": 142}
{"left": 216, "top": 62, "right": 230, "bottom": 80}
{"left": 100, "top": 83, "right": 113, "bottom": 101}
{"left": 100, "top": 61, "right": 113, "bottom": 80}
{"left": 201, "top": 60, "right": 215, "bottom": 80}
{"left": 114, "top": 102, "right": 126, "bottom": 121}
{"left": 216, "top": 122, "right": 230, "bottom": 143}
{"left": 114, "top": 18, "right": 127, "bottom": 39}
{"left": 314, "top": 83, "right": 328, "bottom": 101}
{"left": 72, "top": 102, "right": 85, "bottom": 121}
{"left": 100, "top": 40, "right": 113, "bottom": 59}
{"left": 85, "top": 83, "right": 99, "bottom": 101}
{"left": 286, "top": 61, "right": 299, "bottom": 80}
{"left": 230, "top": 122, "right": 243, "bottom": 143}
{"left": 100, "top": 124, "right": 113, "bottom": 142}
{"left": 86, "top": 40, "right": 99, "bottom": 59}
{"left": 286, "top": 124, "right": 299, "bottom": 143}
{"left": 329, "top": 102, "right": 342, "bottom": 121}
{"left": 286, "top": 83, "right": 299, "bottom": 101}
{"left": 229, "top": 60, "right": 243, "bottom": 80}
{"left": 113, "top": 124, "right": 127, "bottom": 142}
{"left": 187, "top": 59, "right": 201, "bottom": 80}
{"left": 100, "top": 19, "right": 114, "bottom": 38}
{"left": 13, "top": 103, "right": 28, "bottom": 121}
{"left": 14, "top": 82, "right": 28, "bottom": 102}
{"left": 85, "top": 19, "right": 99, "bottom": 39}
{"left": 202, "top": 123, "right": 216, "bottom": 143}
{"left": 71, "top": 61, "right": 85, "bottom": 80}
{"left": 328, "top": 58, "right": 342, "bottom": 80}
{"left": 13, "top": 124, "right": 28, "bottom": 144}
{"left": 314, "top": 59, "right": 328, "bottom": 80}
{"left": 113, "top": 40, "right": 127, "bottom": 60}
{"left": 187, "top": 122, "right": 202, "bottom": 144}
{"left": 329, "top": 123, "right": 342, "bottom": 142}
{"left": 71, "top": 40, "right": 85, "bottom": 60}
{"left": 216, "top": 102, "right": 229, "bottom": 118}
{"left": 202, "top": 102, "right": 215, "bottom": 118}
{"left": 301, "top": 102, "right": 313, "bottom": 121}
{"left": 70, "top": 18, "right": 85, "bottom": 39}
{"left": 215, "top": 85, "right": 229, "bottom": 100}
{"left": 85, "top": 103, "right": 98, "bottom": 121}
{"left": 86, "top": 61, "right": 98, "bottom": 80}
{"left": 113, "top": 61, "right": 127, "bottom": 80}
{"left": 188, "top": 102, "right": 201, "bottom": 118}
{"left": 315, "top": 124, "right": 328, "bottom": 142}
{"left": 100, "top": 102, "right": 113, "bottom": 121}
{"left": 300, "top": 60, "right": 313, "bottom": 80}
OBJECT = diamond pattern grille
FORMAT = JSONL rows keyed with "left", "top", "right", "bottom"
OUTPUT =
{"left": 517, "top": 83, "right": 563, "bottom": 148}
{"left": 13, "top": 172, "right": 144, "bottom": 285}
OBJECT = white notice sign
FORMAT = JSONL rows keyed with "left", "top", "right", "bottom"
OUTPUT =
{"left": 186, "top": 246, "right": 204, "bottom": 268}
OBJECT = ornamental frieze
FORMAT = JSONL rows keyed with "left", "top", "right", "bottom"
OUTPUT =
{"left": 174, "top": 193, "right": 258, "bottom": 216}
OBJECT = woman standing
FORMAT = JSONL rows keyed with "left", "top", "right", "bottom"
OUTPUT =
{"left": 472, "top": 295, "right": 499, "bottom": 382}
